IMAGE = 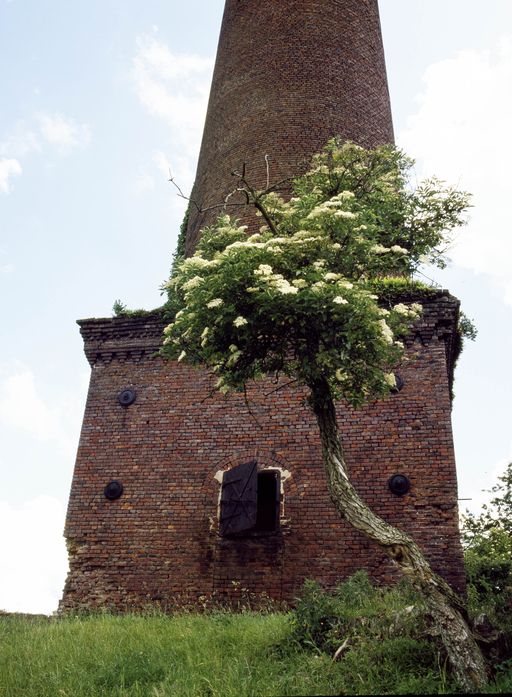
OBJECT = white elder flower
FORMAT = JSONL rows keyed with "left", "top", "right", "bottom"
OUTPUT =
{"left": 334, "top": 210, "right": 357, "bottom": 219}
{"left": 379, "top": 308, "right": 390, "bottom": 316}
{"left": 229, "top": 344, "right": 239, "bottom": 353}
{"left": 312, "top": 165, "right": 330, "bottom": 174}
{"left": 163, "top": 323, "right": 174, "bottom": 335}
{"left": 224, "top": 240, "right": 264, "bottom": 251}
{"left": 393, "top": 303, "right": 410, "bottom": 316}
{"left": 312, "top": 281, "right": 326, "bottom": 292}
{"left": 227, "top": 351, "right": 242, "bottom": 367}
{"left": 306, "top": 205, "right": 330, "bottom": 220}
{"left": 371, "top": 244, "right": 390, "bottom": 254}
{"left": 337, "top": 280, "right": 353, "bottom": 289}
{"left": 246, "top": 287, "right": 260, "bottom": 293}
{"left": 266, "top": 246, "right": 283, "bottom": 254}
{"left": 182, "top": 275, "right": 204, "bottom": 291}
{"left": 178, "top": 350, "right": 187, "bottom": 362}
{"left": 181, "top": 256, "right": 212, "bottom": 270}
{"left": 175, "top": 310, "right": 185, "bottom": 319}
{"left": 247, "top": 233, "right": 262, "bottom": 242}
{"left": 254, "top": 264, "right": 273, "bottom": 276}
{"left": 390, "top": 245, "right": 408, "bottom": 255}
{"left": 233, "top": 316, "right": 248, "bottom": 327}
{"left": 201, "top": 327, "right": 210, "bottom": 339}
{"left": 335, "top": 368, "right": 346, "bottom": 381}
{"left": 411, "top": 303, "right": 422, "bottom": 315}
{"left": 313, "top": 260, "right": 326, "bottom": 269}
{"left": 163, "top": 336, "right": 172, "bottom": 345}
{"left": 333, "top": 296, "right": 348, "bottom": 305}
{"left": 384, "top": 373, "right": 397, "bottom": 388}
{"left": 292, "top": 279, "right": 308, "bottom": 288}
{"left": 324, "top": 272, "right": 340, "bottom": 282}
{"left": 378, "top": 319, "right": 394, "bottom": 344}
{"left": 275, "top": 279, "right": 299, "bottom": 295}
{"left": 332, "top": 243, "right": 341, "bottom": 250}
{"left": 207, "top": 298, "right": 223, "bottom": 308}
{"left": 290, "top": 235, "right": 321, "bottom": 245}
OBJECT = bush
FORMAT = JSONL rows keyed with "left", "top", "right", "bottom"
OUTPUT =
{"left": 462, "top": 462, "right": 512, "bottom": 626}
{"left": 288, "top": 572, "right": 457, "bottom": 694}
{"left": 290, "top": 571, "right": 428, "bottom": 655}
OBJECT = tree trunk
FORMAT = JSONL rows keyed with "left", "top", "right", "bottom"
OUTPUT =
{"left": 309, "top": 376, "right": 488, "bottom": 693}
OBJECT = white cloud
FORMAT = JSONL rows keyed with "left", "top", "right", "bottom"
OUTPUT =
{"left": 0, "top": 496, "right": 68, "bottom": 614}
{"left": 0, "top": 158, "right": 22, "bottom": 193}
{"left": 37, "top": 112, "right": 91, "bottom": 151}
{"left": 0, "top": 126, "right": 40, "bottom": 159}
{"left": 0, "top": 365, "right": 82, "bottom": 458}
{"left": 399, "top": 37, "right": 512, "bottom": 304}
{"left": 132, "top": 35, "right": 213, "bottom": 159}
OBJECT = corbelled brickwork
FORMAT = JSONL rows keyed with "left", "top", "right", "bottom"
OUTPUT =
{"left": 60, "top": 293, "right": 465, "bottom": 611}
{"left": 186, "top": 0, "right": 394, "bottom": 252}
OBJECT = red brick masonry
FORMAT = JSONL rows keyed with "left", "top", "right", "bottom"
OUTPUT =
{"left": 60, "top": 292, "right": 466, "bottom": 611}
{"left": 186, "top": 0, "right": 394, "bottom": 252}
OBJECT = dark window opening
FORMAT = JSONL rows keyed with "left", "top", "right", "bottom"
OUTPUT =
{"left": 255, "top": 471, "right": 280, "bottom": 532}
{"left": 219, "top": 461, "right": 280, "bottom": 537}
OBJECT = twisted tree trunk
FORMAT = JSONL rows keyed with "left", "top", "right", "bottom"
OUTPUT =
{"left": 309, "top": 377, "right": 488, "bottom": 693}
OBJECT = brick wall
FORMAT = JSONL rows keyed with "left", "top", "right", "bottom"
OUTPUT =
{"left": 185, "top": 0, "right": 394, "bottom": 253}
{"left": 60, "top": 293, "right": 466, "bottom": 611}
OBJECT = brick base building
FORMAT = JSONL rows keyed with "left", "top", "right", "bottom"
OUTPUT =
{"left": 60, "top": 292, "right": 465, "bottom": 611}
{"left": 60, "top": 0, "right": 467, "bottom": 610}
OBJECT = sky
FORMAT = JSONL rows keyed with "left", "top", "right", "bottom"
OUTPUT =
{"left": 1, "top": 0, "right": 511, "bottom": 615}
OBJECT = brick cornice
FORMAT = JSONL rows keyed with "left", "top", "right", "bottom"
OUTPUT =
{"left": 77, "top": 291, "right": 461, "bottom": 384}
{"left": 77, "top": 313, "right": 167, "bottom": 366}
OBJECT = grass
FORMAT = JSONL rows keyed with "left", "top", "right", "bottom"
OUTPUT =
{"left": 1, "top": 613, "right": 338, "bottom": 697}
{"left": 1, "top": 574, "right": 511, "bottom": 696}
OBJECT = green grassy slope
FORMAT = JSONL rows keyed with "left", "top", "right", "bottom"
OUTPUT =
{"left": 1, "top": 574, "right": 511, "bottom": 696}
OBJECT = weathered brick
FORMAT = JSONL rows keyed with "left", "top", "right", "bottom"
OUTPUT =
{"left": 60, "top": 294, "right": 465, "bottom": 611}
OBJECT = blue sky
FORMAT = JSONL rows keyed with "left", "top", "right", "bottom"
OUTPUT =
{"left": 1, "top": 0, "right": 511, "bottom": 613}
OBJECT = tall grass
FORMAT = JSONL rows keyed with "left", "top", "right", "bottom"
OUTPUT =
{"left": 1, "top": 574, "right": 511, "bottom": 696}
{"left": 1, "top": 613, "right": 338, "bottom": 697}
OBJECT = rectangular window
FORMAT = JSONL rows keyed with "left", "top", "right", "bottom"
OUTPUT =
{"left": 220, "top": 462, "right": 280, "bottom": 537}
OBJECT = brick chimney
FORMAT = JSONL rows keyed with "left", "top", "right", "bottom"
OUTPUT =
{"left": 185, "top": 0, "right": 394, "bottom": 254}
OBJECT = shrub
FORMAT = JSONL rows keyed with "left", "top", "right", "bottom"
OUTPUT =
{"left": 290, "top": 571, "right": 428, "bottom": 655}
{"left": 462, "top": 462, "right": 512, "bottom": 626}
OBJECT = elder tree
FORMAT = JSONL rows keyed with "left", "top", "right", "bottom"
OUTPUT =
{"left": 162, "top": 140, "right": 486, "bottom": 691}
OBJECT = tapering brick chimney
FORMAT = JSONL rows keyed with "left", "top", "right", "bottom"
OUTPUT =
{"left": 185, "top": 0, "right": 394, "bottom": 253}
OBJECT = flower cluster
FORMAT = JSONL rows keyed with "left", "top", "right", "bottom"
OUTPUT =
{"left": 162, "top": 140, "right": 469, "bottom": 405}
